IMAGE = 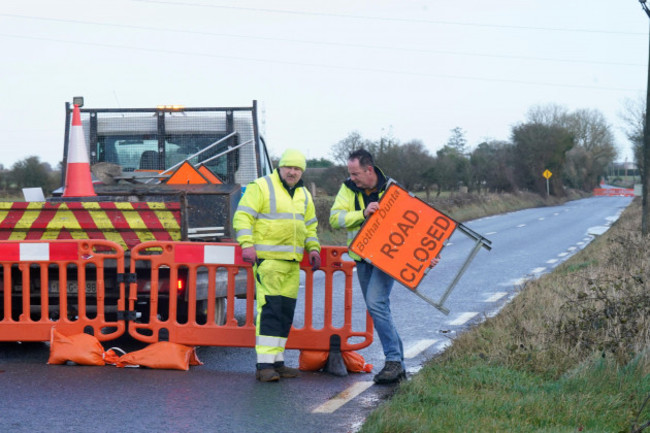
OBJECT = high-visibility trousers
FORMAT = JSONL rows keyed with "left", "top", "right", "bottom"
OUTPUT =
{"left": 253, "top": 259, "right": 300, "bottom": 365}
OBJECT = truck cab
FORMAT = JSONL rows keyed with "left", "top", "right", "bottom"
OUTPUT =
{"left": 62, "top": 98, "right": 273, "bottom": 189}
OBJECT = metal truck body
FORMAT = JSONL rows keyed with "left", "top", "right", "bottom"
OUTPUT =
{"left": 0, "top": 100, "right": 272, "bottom": 325}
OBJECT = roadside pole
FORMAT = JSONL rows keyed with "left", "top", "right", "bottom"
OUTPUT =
{"left": 543, "top": 169, "right": 552, "bottom": 197}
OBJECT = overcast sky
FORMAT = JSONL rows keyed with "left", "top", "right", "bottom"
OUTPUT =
{"left": 1, "top": 0, "right": 648, "bottom": 169}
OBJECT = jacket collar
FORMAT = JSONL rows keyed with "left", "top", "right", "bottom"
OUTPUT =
{"left": 275, "top": 168, "right": 304, "bottom": 192}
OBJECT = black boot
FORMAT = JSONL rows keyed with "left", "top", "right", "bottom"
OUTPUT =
{"left": 373, "top": 361, "right": 406, "bottom": 384}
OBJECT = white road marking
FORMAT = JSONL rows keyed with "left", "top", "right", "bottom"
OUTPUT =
{"left": 500, "top": 277, "right": 529, "bottom": 287}
{"left": 311, "top": 381, "right": 374, "bottom": 413}
{"left": 404, "top": 339, "right": 438, "bottom": 359}
{"left": 567, "top": 246, "right": 577, "bottom": 251}
{"left": 516, "top": 224, "right": 526, "bottom": 228}
{"left": 538, "top": 217, "right": 545, "bottom": 220}
{"left": 531, "top": 267, "right": 546, "bottom": 274}
{"left": 483, "top": 292, "right": 507, "bottom": 303}
{"left": 485, "top": 231, "right": 497, "bottom": 235}
{"left": 448, "top": 312, "right": 478, "bottom": 326}
{"left": 558, "top": 252, "right": 569, "bottom": 257}
{"left": 546, "top": 259, "right": 558, "bottom": 264}
{"left": 587, "top": 226, "right": 609, "bottom": 236}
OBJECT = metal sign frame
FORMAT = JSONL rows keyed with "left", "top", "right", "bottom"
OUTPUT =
{"left": 350, "top": 183, "right": 492, "bottom": 315}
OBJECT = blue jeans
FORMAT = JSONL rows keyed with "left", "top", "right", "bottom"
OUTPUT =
{"left": 356, "top": 260, "right": 404, "bottom": 368}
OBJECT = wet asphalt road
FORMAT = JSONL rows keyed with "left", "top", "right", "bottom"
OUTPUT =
{"left": 0, "top": 195, "right": 633, "bottom": 433}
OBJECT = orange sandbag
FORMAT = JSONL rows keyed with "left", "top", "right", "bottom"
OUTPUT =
{"left": 103, "top": 347, "right": 126, "bottom": 365}
{"left": 299, "top": 350, "right": 329, "bottom": 371}
{"left": 342, "top": 351, "right": 373, "bottom": 373}
{"left": 47, "top": 329, "right": 105, "bottom": 366}
{"left": 115, "top": 342, "right": 203, "bottom": 371}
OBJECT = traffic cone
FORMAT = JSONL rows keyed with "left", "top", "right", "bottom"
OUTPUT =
{"left": 63, "top": 104, "right": 96, "bottom": 197}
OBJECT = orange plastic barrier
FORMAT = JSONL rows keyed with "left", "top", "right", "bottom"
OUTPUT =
{"left": 126, "top": 242, "right": 373, "bottom": 352}
{"left": 0, "top": 238, "right": 372, "bottom": 357}
{"left": 0, "top": 239, "right": 127, "bottom": 342}
{"left": 593, "top": 188, "right": 635, "bottom": 197}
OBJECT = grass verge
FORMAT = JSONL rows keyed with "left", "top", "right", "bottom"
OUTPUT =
{"left": 359, "top": 199, "right": 650, "bottom": 433}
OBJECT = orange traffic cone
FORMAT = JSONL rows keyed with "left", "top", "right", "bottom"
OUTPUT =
{"left": 63, "top": 104, "right": 96, "bottom": 197}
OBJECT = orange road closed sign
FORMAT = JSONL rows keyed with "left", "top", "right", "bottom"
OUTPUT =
{"left": 349, "top": 183, "right": 457, "bottom": 290}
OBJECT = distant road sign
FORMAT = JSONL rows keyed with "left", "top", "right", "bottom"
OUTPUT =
{"left": 349, "top": 183, "right": 457, "bottom": 290}
{"left": 543, "top": 169, "right": 552, "bottom": 179}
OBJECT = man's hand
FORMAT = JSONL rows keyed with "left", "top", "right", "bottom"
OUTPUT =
{"left": 363, "top": 202, "right": 380, "bottom": 218}
{"left": 309, "top": 250, "right": 321, "bottom": 271}
{"left": 430, "top": 256, "right": 440, "bottom": 268}
{"left": 241, "top": 246, "right": 257, "bottom": 264}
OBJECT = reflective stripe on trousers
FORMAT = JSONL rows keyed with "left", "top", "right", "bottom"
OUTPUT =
{"left": 253, "top": 259, "right": 300, "bottom": 364}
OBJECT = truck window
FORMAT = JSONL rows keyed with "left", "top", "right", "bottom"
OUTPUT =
{"left": 96, "top": 134, "right": 237, "bottom": 179}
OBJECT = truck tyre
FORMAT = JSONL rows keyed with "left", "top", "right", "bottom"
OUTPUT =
{"left": 196, "top": 298, "right": 226, "bottom": 326}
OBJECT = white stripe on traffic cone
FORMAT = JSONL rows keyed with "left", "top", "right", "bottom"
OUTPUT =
{"left": 63, "top": 104, "right": 96, "bottom": 197}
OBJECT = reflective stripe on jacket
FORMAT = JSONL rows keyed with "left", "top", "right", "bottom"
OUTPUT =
{"left": 329, "top": 167, "right": 392, "bottom": 261}
{"left": 233, "top": 169, "right": 320, "bottom": 261}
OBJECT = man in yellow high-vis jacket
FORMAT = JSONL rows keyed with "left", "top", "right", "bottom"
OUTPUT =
{"left": 233, "top": 149, "right": 321, "bottom": 382}
{"left": 329, "top": 148, "right": 405, "bottom": 384}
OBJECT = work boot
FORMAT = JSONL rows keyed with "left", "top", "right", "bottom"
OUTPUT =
{"left": 256, "top": 368, "right": 280, "bottom": 382}
{"left": 373, "top": 361, "right": 406, "bottom": 384}
{"left": 273, "top": 362, "right": 300, "bottom": 378}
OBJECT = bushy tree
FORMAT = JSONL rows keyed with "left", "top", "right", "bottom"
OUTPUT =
{"left": 470, "top": 140, "right": 517, "bottom": 193}
{"left": 447, "top": 126, "right": 468, "bottom": 154}
{"left": 511, "top": 123, "right": 574, "bottom": 196}
{"left": 378, "top": 140, "right": 433, "bottom": 191}
{"left": 306, "top": 158, "right": 334, "bottom": 168}
{"left": 526, "top": 104, "right": 616, "bottom": 192}
{"left": 10, "top": 156, "right": 59, "bottom": 196}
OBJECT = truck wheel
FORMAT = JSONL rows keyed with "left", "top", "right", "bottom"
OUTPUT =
{"left": 196, "top": 298, "right": 226, "bottom": 326}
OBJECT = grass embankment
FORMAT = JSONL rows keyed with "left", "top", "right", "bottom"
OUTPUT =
{"left": 359, "top": 199, "right": 650, "bottom": 432}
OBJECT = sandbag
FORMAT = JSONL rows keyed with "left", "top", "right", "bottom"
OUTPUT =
{"left": 103, "top": 347, "right": 126, "bottom": 365}
{"left": 299, "top": 349, "right": 329, "bottom": 371}
{"left": 115, "top": 342, "right": 203, "bottom": 371}
{"left": 47, "top": 329, "right": 105, "bottom": 366}
{"left": 299, "top": 349, "right": 373, "bottom": 373}
{"left": 342, "top": 350, "right": 373, "bottom": 373}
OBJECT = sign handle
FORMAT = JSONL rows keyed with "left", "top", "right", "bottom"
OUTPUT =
{"left": 410, "top": 222, "right": 492, "bottom": 315}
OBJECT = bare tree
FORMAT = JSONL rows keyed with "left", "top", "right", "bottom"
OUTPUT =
{"left": 563, "top": 109, "right": 617, "bottom": 190}
{"left": 330, "top": 131, "right": 375, "bottom": 166}
{"left": 619, "top": 96, "right": 647, "bottom": 232}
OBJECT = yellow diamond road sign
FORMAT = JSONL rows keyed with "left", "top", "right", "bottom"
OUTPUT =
{"left": 543, "top": 169, "right": 552, "bottom": 179}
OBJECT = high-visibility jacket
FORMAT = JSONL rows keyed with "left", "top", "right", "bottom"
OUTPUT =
{"left": 234, "top": 169, "right": 320, "bottom": 261}
{"left": 329, "top": 167, "right": 392, "bottom": 261}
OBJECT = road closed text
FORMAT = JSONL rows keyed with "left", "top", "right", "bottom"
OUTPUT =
{"left": 379, "top": 212, "right": 452, "bottom": 284}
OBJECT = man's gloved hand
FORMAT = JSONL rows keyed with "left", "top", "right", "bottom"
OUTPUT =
{"left": 430, "top": 255, "right": 440, "bottom": 268}
{"left": 309, "top": 250, "right": 321, "bottom": 271}
{"left": 241, "top": 246, "right": 257, "bottom": 264}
